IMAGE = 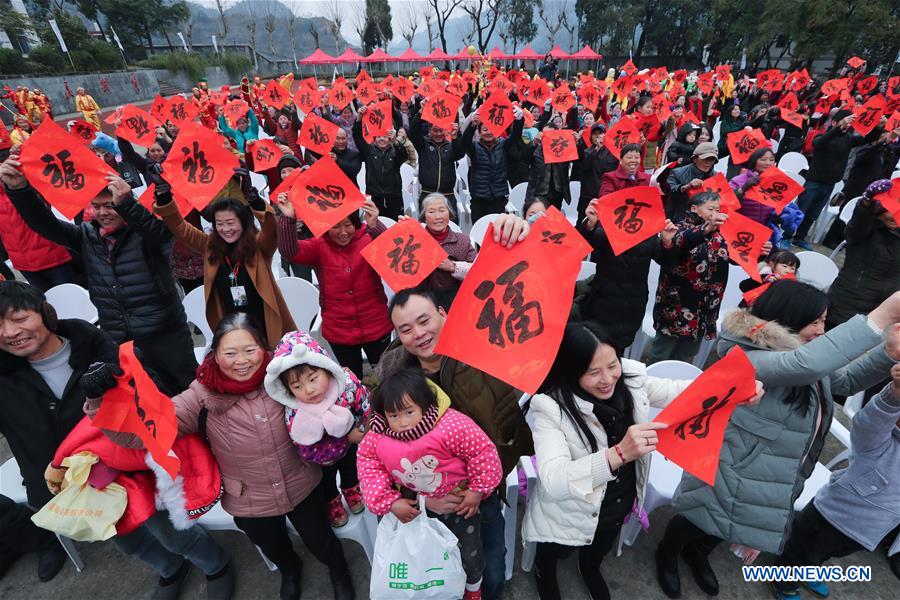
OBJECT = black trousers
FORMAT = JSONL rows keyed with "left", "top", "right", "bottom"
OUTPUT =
{"left": 329, "top": 333, "right": 392, "bottom": 379}
{"left": 470, "top": 197, "right": 508, "bottom": 225}
{"left": 134, "top": 324, "right": 199, "bottom": 396}
{"left": 657, "top": 514, "right": 723, "bottom": 558}
{"left": 316, "top": 446, "right": 359, "bottom": 501}
{"left": 0, "top": 494, "right": 55, "bottom": 563}
{"left": 534, "top": 525, "right": 620, "bottom": 600}
{"left": 774, "top": 503, "right": 864, "bottom": 592}
{"left": 20, "top": 262, "right": 77, "bottom": 293}
{"left": 233, "top": 491, "right": 348, "bottom": 576}
{"left": 370, "top": 193, "right": 404, "bottom": 221}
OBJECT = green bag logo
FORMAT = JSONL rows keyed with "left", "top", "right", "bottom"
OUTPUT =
{"left": 388, "top": 562, "right": 446, "bottom": 590}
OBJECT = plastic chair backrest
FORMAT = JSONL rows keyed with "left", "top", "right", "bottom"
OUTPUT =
{"left": 377, "top": 216, "right": 397, "bottom": 229}
{"left": 577, "top": 261, "right": 596, "bottom": 281}
{"left": 507, "top": 182, "right": 528, "bottom": 215}
{"left": 45, "top": 283, "right": 98, "bottom": 324}
{"left": 456, "top": 159, "right": 469, "bottom": 185}
{"left": 782, "top": 170, "right": 805, "bottom": 186}
{"left": 794, "top": 251, "right": 839, "bottom": 290}
{"left": 777, "top": 152, "right": 808, "bottom": 173}
{"left": 645, "top": 360, "right": 702, "bottom": 418}
{"left": 716, "top": 264, "right": 749, "bottom": 329}
{"left": 838, "top": 197, "right": 859, "bottom": 224}
{"left": 182, "top": 285, "right": 214, "bottom": 345}
{"left": 714, "top": 157, "right": 728, "bottom": 174}
{"left": 276, "top": 276, "right": 321, "bottom": 332}
{"left": 470, "top": 213, "right": 501, "bottom": 248}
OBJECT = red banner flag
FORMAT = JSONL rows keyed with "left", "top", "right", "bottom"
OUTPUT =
{"left": 269, "top": 166, "right": 304, "bottom": 203}
{"left": 116, "top": 105, "right": 162, "bottom": 148}
{"left": 293, "top": 85, "right": 321, "bottom": 115}
{"left": 743, "top": 167, "right": 803, "bottom": 215}
{"left": 223, "top": 99, "right": 251, "bottom": 129}
{"left": 417, "top": 78, "right": 444, "bottom": 99}
{"left": 687, "top": 172, "right": 741, "bottom": 213}
{"left": 69, "top": 119, "right": 97, "bottom": 144}
{"left": 551, "top": 82, "right": 576, "bottom": 114}
{"left": 726, "top": 128, "right": 768, "bottom": 164}
{"left": 0, "top": 126, "right": 11, "bottom": 151}
{"left": 246, "top": 138, "right": 283, "bottom": 172}
{"left": 611, "top": 76, "right": 633, "bottom": 100}
{"left": 578, "top": 84, "right": 600, "bottom": 113}
{"left": 92, "top": 342, "right": 180, "bottom": 479}
{"left": 392, "top": 77, "right": 415, "bottom": 103}
{"left": 542, "top": 129, "right": 579, "bottom": 164}
{"left": 356, "top": 82, "right": 379, "bottom": 106}
{"left": 654, "top": 346, "right": 758, "bottom": 486}
{"left": 856, "top": 76, "right": 878, "bottom": 96}
{"left": 715, "top": 64, "right": 731, "bottom": 82}
{"left": 434, "top": 207, "right": 591, "bottom": 393}
{"left": 621, "top": 59, "right": 637, "bottom": 76}
{"left": 604, "top": 117, "right": 641, "bottom": 160}
{"left": 327, "top": 82, "right": 353, "bottom": 111}
{"left": 19, "top": 119, "right": 117, "bottom": 219}
{"left": 851, "top": 94, "right": 886, "bottom": 136}
{"left": 360, "top": 99, "right": 393, "bottom": 138}
{"left": 165, "top": 96, "right": 199, "bottom": 127}
{"left": 595, "top": 186, "right": 666, "bottom": 256}
{"left": 360, "top": 219, "right": 449, "bottom": 292}
{"left": 696, "top": 72, "right": 714, "bottom": 96}
{"left": 421, "top": 92, "right": 461, "bottom": 130}
{"left": 288, "top": 156, "right": 367, "bottom": 237}
{"left": 820, "top": 78, "right": 848, "bottom": 97}
{"left": 885, "top": 111, "right": 900, "bottom": 136}
{"left": 263, "top": 79, "right": 291, "bottom": 110}
{"left": 150, "top": 95, "right": 169, "bottom": 122}
{"left": 479, "top": 93, "right": 515, "bottom": 138}
{"left": 780, "top": 110, "right": 804, "bottom": 129}
{"left": 527, "top": 79, "right": 551, "bottom": 106}
{"left": 160, "top": 123, "right": 238, "bottom": 211}
{"left": 632, "top": 111, "right": 662, "bottom": 142}
{"left": 776, "top": 92, "right": 800, "bottom": 113}
{"left": 846, "top": 56, "right": 866, "bottom": 69}
{"left": 298, "top": 113, "right": 340, "bottom": 156}
{"left": 720, "top": 210, "right": 773, "bottom": 282}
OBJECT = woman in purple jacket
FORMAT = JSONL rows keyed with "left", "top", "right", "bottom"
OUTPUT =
{"left": 728, "top": 147, "right": 777, "bottom": 225}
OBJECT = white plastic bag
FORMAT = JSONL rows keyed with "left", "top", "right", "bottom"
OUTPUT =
{"left": 369, "top": 498, "right": 466, "bottom": 599}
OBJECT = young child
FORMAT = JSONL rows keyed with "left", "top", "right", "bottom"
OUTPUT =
{"left": 357, "top": 368, "right": 503, "bottom": 600}
{"left": 739, "top": 249, "right": 800, "bottom": 307}
{"left": 264, "top": 330, "right": 370, "bottom": 527}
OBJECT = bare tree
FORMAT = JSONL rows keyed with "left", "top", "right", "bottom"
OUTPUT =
{"left": 461, "top": 0, "right": 501, "bottom": 53}
{"left": 537, "top": 0, "right": 565, "bottom": 48}
{"left": 215, "top": 0, "right": 229, "bottom": 41}
{"left": 427, "top": 0, "right": 464, "bottom": 53}
{"left": 559, "top": 2, "right": 576, "bottom": 51}
{"left": 308, "top": 21, "right": 321, "bottom": 49}
{"left": 322, "top": 0, "right": 345, "bottom": 53}
{"left": 423, "top": 10, "right": 437, "bottom": 52}
{"left": 285, "top": 3, "right": 299, "bottom": 68}
{"left": 399, "top": 1, "right": 420, "bottom": 48}
{"left": 351, "top": 3, "right": 367, "bottom": 48}
{"left": 263, "top": 0, "right": 277, "bottom": 57}
{"left": 247, "top": 17, "right": 259, "bottom": 69}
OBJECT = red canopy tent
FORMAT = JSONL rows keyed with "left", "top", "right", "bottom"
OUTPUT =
{"left": 569, "top": 45, "right": 602, "bottom": 60}
{"left": 397, "top": 47, "right": 425, "bottom": 61}
{"left": 486, "top": 46, "right": 511, "bottom": 60}
{"left": 299, "top": 48, "right": 336, "bottom": 64}
{"left": 513, "top": 45, "right": 541, "bottom": 61}
{"left": 336, "top": 48, "right": 364, "bottom": 64}
{"left": 454, "top": 47, "right": 473, "bottom": 60}
{"left": 548, "top": 45, "right": 571, "bottom": 59}
{"left": 426, "top": 48, "right": 452, "bottom": 61}
{"left": 362, "top": 48, "right": 397, "bottom": 63}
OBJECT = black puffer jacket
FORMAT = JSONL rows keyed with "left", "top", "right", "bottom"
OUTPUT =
{"left": 526, "top": 143, "right": 572, "bottom": 204}
{"left": 0, "top": 319, "right": 117, "bottom": 506}
{"left": 463, "top": 118, "right": 523, "bottom": 200}
{"left": 577, "top": 142, "right": 619, "bottom": 216}
{"left": 352, "top": 120, "right": 408, "bottom": 198}
{"left": 805, "top": 124, "right": 863, "bottom": 184}
{"left": 827, "top": 199, "right": 900, "bottom": 328}
{"left": 409, "top": 111, "right": 465, "bottom": 196}
{"left": 6, "top": 186, "right": 187, "bottom": 342}
{"left": 665, "top": 123, "right": 698, "bottom": 166}
{"left": 665, "top": 163, "right": 715, "bottom": 220}
{"left": 577, "top": 221, "right": 661, "bottom": 350}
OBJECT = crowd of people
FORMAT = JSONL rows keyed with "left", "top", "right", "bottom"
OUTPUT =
{"left": 0, "top": 52, "right": 898, "bottom": 600}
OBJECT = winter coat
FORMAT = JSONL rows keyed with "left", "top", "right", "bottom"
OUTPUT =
{"left": 526, "top": 144, "right": 572, "bottom": 204}
{"left": 277, "top": 217, "right": 392, "bottom": 346}
{"left": 7, "top": 187, "right": 187, "bottom": 342}
{"left": 842, "top": 142, "right": 900, "bottom": 199}
{"left": 0, "top": 319, "right": 118, "bottom": 507}
{"left": 729, "top": 170, "right": 776, "bottom": 226}
{"left": 578, "top": 144, "right": 619, "bottom": 205}
{"left": 218, "top": 111, "right": 260, "bottom": 154}
{"left": 599, "top": 165, "right": 651, "bottom": 198}
{"left": 666, "top": 163, "right": 716, "bottom": 220}
{"left": 827, "top": 199, "right": 900, "bottom": 328}
{"left": 372, "top": 341, "right": 534, "bottom": 478}
{"left": 409, "top": 112, "right": 465, "bottom": 196}
{"left": 813, "top": 383, "right": 900, "bottom": 556}
{"left": 507, "top": 138, "right": 536, "bottom": 188}
{"left": 666, "top": 123, "right": 698, "bottom": 167}
{"left": 653, "top": 212, "right": 729, "bottom": 341}
{"left": 0, "top": 187, "right": 71, "bottom": 272}
{"left": 265, "top": 330, "right": 370, "bottom": 466}
{"left": 523, "top": 359, "right": 692, "bottom": 546}
{"left": 155, "top": 200, "right": 295, "bottom": 349}
{"left": 463, "top": 118, "right": 524, "bottom": 200}
{"left": 717, "top": 115, "right": 748, "bottom": 158}
{"left": 422, "top": 228, "right": 477, "bottom": 295}
{"left": 578, "top": 221, "right": 660, "bottom": 351}
{"left": 357, "top": 382, "right": 503, "bottom": 516}
{"left": 673, "top": 309, "right": 894, "bottom": 554}
{"left": 352, "top": 122, "right": 408, "bottom": 199}
{"left": 805, "top": 124, "right": 863, "bottom": 184}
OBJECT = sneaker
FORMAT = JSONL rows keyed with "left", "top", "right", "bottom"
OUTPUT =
{"left": 463, "top": 589, "right": 482, "bottom": 600}
{"left": 804, "top": 581, "right": 829, "bottom": 598}
{"left": 341, "top": 484, "right": 365, "bottom": 515}
{"left": 327, "top": 495, "right": 349, "bottom": 528}
{"left": 792, "top": 239, "right": 813, "bottom": 251}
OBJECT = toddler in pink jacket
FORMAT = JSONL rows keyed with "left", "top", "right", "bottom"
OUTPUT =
{"left": 357, "top": 368, "right": 503, "bottom": 600}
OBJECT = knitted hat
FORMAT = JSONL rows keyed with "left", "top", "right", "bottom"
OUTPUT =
{"left": 264, "top": 330, "right": 347, "bottom": 409}
{"left": 276, "top": 154, "right": 302, "bottom": 173}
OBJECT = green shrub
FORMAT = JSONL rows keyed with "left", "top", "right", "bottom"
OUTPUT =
{"left": 83, "top": 39, "right": 124, "bottom": 70}
{"left": 211, "top": 51, "right": 252, "bottom": 79}
{"left": 70, "top": 49, "right": 98, "bottom": 71}
{"left": 27, "top": 45, "right": 67, "bottom": 72}
{"left": 0, "top": 48, "right": 28, "bottom": 75}
{"left": 140, "top": 51, "right": 208, "bottom": 80}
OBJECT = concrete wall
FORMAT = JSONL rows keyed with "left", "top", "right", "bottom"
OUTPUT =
{"left": 1, "top": 67, "right": 235, "bottom": 124}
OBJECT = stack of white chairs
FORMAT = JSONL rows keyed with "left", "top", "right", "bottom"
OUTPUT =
{"left": 828, "top": 198, "right": 860, "bottom": 259}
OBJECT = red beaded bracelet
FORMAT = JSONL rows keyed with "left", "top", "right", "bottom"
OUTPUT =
{"left": 613, "top": 444, "right": 625, "bottom": 463}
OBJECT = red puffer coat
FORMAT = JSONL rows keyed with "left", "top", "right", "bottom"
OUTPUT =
{"left": 278, "top": 217, "right": 393, "bottom": 345}
{"left": 0, "top": 188, "right": 71, "bottom": 272}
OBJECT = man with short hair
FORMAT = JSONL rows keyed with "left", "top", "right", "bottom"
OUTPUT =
{"left": 409, "top": 102, "right": 465, "bottom": 209}
{"left": 369, "top": 215, "right": 534, "bottom": 600}
{"left": 666, "top": 142, "right": 719, "bottom": 220}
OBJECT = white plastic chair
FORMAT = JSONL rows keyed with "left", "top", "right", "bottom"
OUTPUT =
{"left": 470, "top": 213, "right": 501, "bottom": 248}
{"left": 577, "top": 260, "right": 596, "bottom": 281}
{"left": 794, "top": 251, "right": 839, "bottom": 290}
{"left": 812, "top": 192, "right": 857, "bottom": 244}
{"left": 569, "top": 181, "right": 582, "bottom": 206}
{"left": 692, "top": 264, "right": 747, "bottom": 367}
{"left": 400, "top": 163, "right": 416, "bottom": 211}
{"left": 506, "top": 182, "right": 528, "bottom": 215}
{"left": 777, "top": 152, "right": 808, "bottom": 173}
{"left": 825, "top": 390, "right": 866, "bottom": 469}
{"left": 827, "top": 197, "right": 860, "bottom": 259}
{"left": 276, "top": 276, "right": 321, "bottom": 332}
{"left": 377, "top": 216, "right": 397, "bottom": 229}
{"left": 644, "top": 360, "right": 702, "bottom": 383}
{"left": 45, "top": 283, "right": 98, "bottom": 324}
{"left": 182, "top": 285, "right": 213, "bottom": 347}
{"left": 456, "top": 158, "right": 469, "bottom": 189}
{"left": 271, "top": 249, "right": 287, "bottom": 280}
{"left": 782, "top": 169, "right": 805, "bottom": 187}
{"left": 794, "top": 462, "right": 832, "bottom": 510}
{"left": 713, "top": 157, "right": 729, "bottom": 174}
{"left": 249, "top": 171, "right": 269, "bottom": 200}
{"left": 624, "top": 260, "right": 661, "bottom": 361}
{"left": 356, "top": 162, "right": 366, "bottom": 193}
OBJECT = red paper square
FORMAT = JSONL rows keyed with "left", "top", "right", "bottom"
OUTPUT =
{"left": 298, "top": 113, "right": 341, "bottom": 156}
{"left": 69, "top": 119, "right": 97, "bottom": 144}
{"left": 362, "top": 99, "right": 395, "bottom": 138}
{"left": 421, "top": 92, "right": 461, "bottom": 130}
{"left": 595, "top": 186, "right": 666, "bottom": 255}
{"left": 551, "top": 83, "right": 576, "bottom": 114}
{"left": 287, "top": 156, "right": 367, "bottom": 237}
{"left": 478, "top": 93, "right": 515, "bottom": 138}
{"left": 542, "top": 130, "right": 578, "bottom": 164}
{"left": 743, "top": 167, "right": 803, "bottom": 215}
{"left": 137, "top": 183, "right": 194, "bottom": 217}
{"left": 726, "top": 128, "right": 768, "bottom": 164}
{"left": 246, "top": 138, "right": 284, "bottom": 172}
{"left": 160, "top": 122, "right": 239, "bottom": 211}
{"left": 720, "top": 210, "right": 773, "bottom": 282}
{"left": 116, "top": 104, "right": 162, "bottom": 148}
{"left": 263, "top": 79, "right": 290, "bottom": 110}
{"left": 604, "top": 118, "right": 641, "bottom": 160}
{"left": 687, "top": 172, "right": 741, "bottom": 213}
{"left": 360, "top": 219, "right": 449, "bottom": 291}
{"left": 293, "top": 85, "right": 321, "bottom": 115}
{"left": 165, "top": 96, "right": 199, "bottom": 127}
{"left": 851, "top": 94, "right": 886, "bottom": 136}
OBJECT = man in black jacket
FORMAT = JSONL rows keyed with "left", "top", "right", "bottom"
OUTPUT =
{"left": 464, "top": 106, "right": 525, "bottom": 222}
{"left": 409, "top": 105, "right": 465, "bottom": 208}
{"left": 0, "top": 157, "right": 196, "bottom": 395}
{"left": 665, "top": 142, "right": 719, "bottom": 220}
{"left": 353, "top": 107, "right": 409, "bottom": 220}
{"left": 787, "top": 109, "right": 862, "bottom": 250}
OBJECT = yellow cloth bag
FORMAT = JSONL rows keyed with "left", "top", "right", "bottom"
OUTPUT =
{"left": 31, "top": 453, "right": 127, "bottom": 542}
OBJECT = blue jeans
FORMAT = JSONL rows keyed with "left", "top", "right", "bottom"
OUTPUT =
{"left": 793, "top": 180, "right": 835, "bottom": 242}
{"left": 480, "top": 492, "right": 506, "bottom": 600}
{"left": 114, "top": 510, "right": 229, "bottom": 578}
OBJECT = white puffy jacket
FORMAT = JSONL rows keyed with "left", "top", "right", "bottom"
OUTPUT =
{"left": 522, "top": 358, "right": 691, "bottom": 546}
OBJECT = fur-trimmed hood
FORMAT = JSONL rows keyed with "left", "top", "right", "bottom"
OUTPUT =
{"left": 264, "top": 330, "right": 347, "bottom": 409}
{"left": 718, "top": 308, "right": 802, "bottom": 353}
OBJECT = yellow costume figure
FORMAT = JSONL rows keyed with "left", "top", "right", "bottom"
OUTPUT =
{"left": 75, "top": 89, "right": 101, "bottom": 129}
{"left": 10, "top": 115, "right": 32, "bottom": 148}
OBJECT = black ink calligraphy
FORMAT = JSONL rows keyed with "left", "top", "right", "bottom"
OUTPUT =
{"left": 674, "top": 387, "right": 736, "bottom": 440}
{"left": 613, "top": 198, "right": 651, "bottom": 233}
{"left": 306, "top": 184, "right": 344, "bottom": 210}
{"left": 473, "top": 261, "right": 545, "bottom": 348}
{"left": 41, "top": 150, "right": 84, "bottom": 190}
{"left": 386, "top": 235, "right": 421, "bottom": 274}
{"left": 181, "top": 141, "right": 214, "bottom": 184}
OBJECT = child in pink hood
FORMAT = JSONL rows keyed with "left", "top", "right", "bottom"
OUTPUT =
{"left": 357, "top": 368, "right": 503, "bottom": 600}
{"left": 264, "top": 330, "right": 370, "bottom": 527}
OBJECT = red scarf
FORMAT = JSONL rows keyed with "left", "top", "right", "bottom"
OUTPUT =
{"left": 429, "top": 227, "right": 451, "bottom": 243}
{"left": 196, "top": 352, "right": 271, "bottom": 395}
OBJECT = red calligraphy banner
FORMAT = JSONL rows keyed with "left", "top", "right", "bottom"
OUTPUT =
{"left": 293, "top": 85, "right": 321, "bottom": 115}
{"left": 551, "top": 82, "right": 576, "bottom": 114}
{"left": 720, "top": 210, "right": 773, "bottom": 282}
{"left": 851, "top": 94, "right": 886, "bottom": 137}
{"left": 165, "top": 96, "right": 199, "bottom": 127}
{"left": 743, "top": 167, "right": 803, "bottom": 215}
{"left": 541, "top": 129, "right": 579, "bottom": 164}
{"left": 137, "top": 183, "right": 193, "bottom": 218}
{"left": 392, "top": 77, "right": 415, "bottom": 103}
{"left": 92, "top": 341, "right": 180, "bottom": 479}
{"left": 686, "top": 172, "right": 741, "bottom": 213}
{"left": 19, "top": 119, "right": 117, "bottom": 219}
{"left": 223, "top": 100, "right": 251, "bottom": 129}
{"left": 298, "top": 113, "right": 340, "bottom": 156}
{"left": 160, "top": 122, "right": 238, "bottom": 211}
{"left": 287, "top": 155, "right": 366, "bottom": 237}
{"left": 246, "top": 138, "right": 283, "bottom": 172}
{"left": 578, "top": 84, "right": 600, "bottom": 113}
{"left": 604, "top": 117, "right": 641, "bottom": 160}
{"left": 434, "top": 206, "right": 591, "bottom": 393}
{"left": 421, "top": 92, "right": 461, "bottom": 130}
{"left": 742, "top": 273, "right": 797, "bottom": 306}
{"left": 116, "top": 105, "right": 162, "bottom": 148}
{"left": 360, "top": 219, "right": 448, "bottom": 291}
{"left": 328, "top": 82, "right": 353, "bottom": 111}
{"left": 596, "top": 186, "right": 666, "bottom": 256}
{"left": 726, "top": 128, "right": 768, "bottom": 164}
{"left": 69, "top": 119, "right": 97, "bottom": 144}
{"left": 654, "top": 346, "right": 758, "bottom": 486}
{"left": 150, "top": 95, "right": 169, "bottom": 122}
{"left": 263, "top": 79, "right": 291, "bottom": 110}
{"left": 478, "top": 93, "right": 515, "bottom": 138}
{"left": 362, "top": 99, "right": 394, "bottom": 138}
